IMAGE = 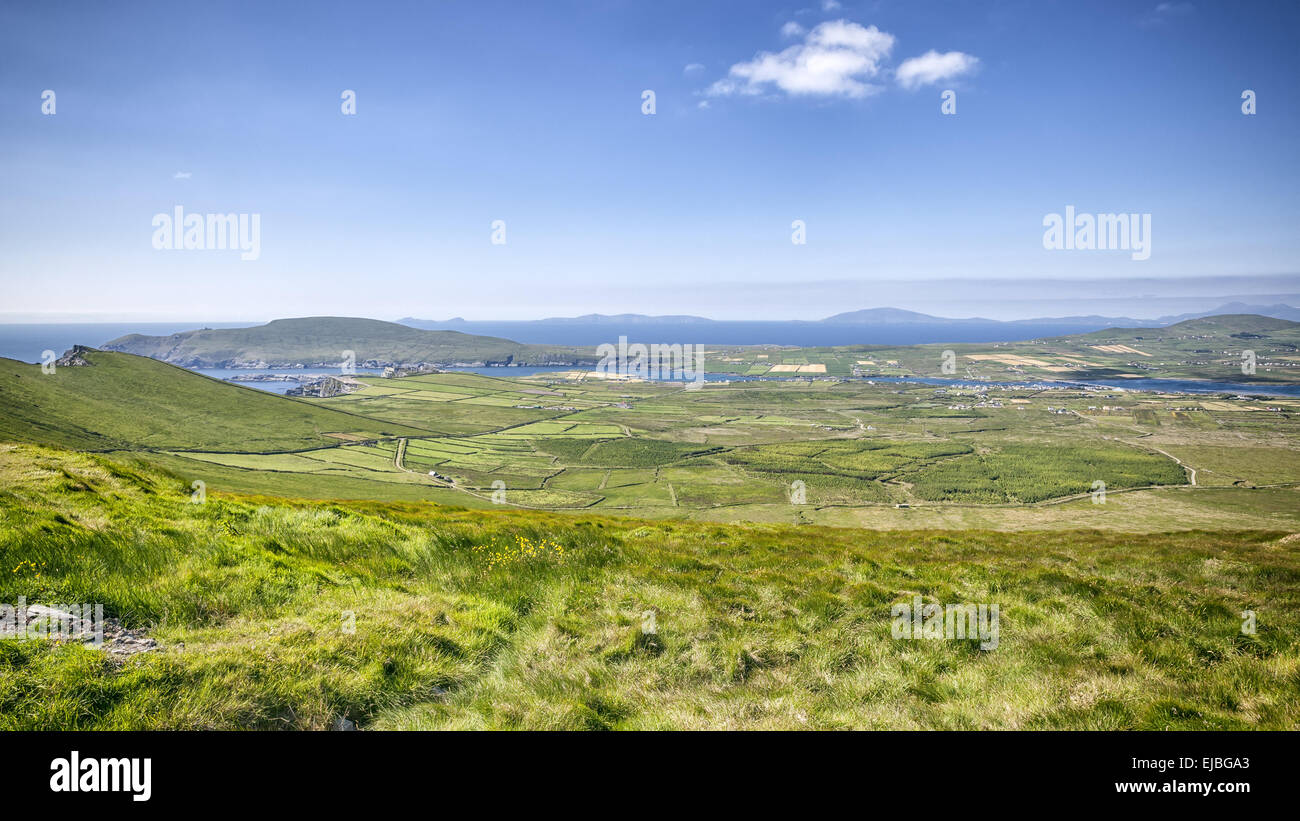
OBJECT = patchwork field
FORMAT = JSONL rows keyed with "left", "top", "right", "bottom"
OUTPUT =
{"left": 4, "top": 348, "right": 1298, "bottom": 531}
{"left": 71, "top": 359, "right": 1289, "bottom": 531}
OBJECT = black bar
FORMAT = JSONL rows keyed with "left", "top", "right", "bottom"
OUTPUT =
{"left": 9, "top": 730, "right": 1287, "bottom": 809}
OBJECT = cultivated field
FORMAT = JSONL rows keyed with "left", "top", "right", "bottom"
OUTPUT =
{"left": 127, "top": 363, "right": 1300, "bottom": 532}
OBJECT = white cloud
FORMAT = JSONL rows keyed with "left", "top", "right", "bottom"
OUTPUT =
{"left": 683, "top": 62, "right": 704, "bottom": 74}
{"left": 173, "top": 171, "right": 192, "bottom": 180}
{"left": 707, "top": 20, "right": 896, "bottom": 99}
{"left": 781, "top": 21, "right": 805, "bottom": 38}
{"left": 895, "top": 50, "right": 979, "bottom": 89}
{"left": 822, "top": 0, "right": 842, "bottom": 10}
{"left": 1141, "top": 2, "right": 1194, "bottom": 26}
{"left": 697, "top": 100, "right": 711, "bottom": 109}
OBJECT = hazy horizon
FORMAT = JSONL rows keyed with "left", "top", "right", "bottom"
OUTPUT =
{"left": 2, "top": 273, "right": 1297, "bottom": 324}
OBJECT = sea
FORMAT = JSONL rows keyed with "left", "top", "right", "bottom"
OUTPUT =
{"left": 400, "top": 319, "right": 1104, "bottom": 346}
{"left": 0, "top": 323, "right": 251, "bottom": 363}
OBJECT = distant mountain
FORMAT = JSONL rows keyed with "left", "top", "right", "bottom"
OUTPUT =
{"left": 820, "top": 307, "right": 995, "bottom": 325}
{"left": 1157, "top": 303, "right": 1300, "bottom": 324}
{"left": 1155, "top": 313, "right": 1300, "bottom": 335}
{"left": 102, "top": 317, "right": 600, "bottom": 368}
{"left": 402, "top": 313, "right": 713, "bottom": 327}
{"left": 1009, "top": 314, "right": 1160, "bottom": 328}
{"left": 820, "top": 305, "right": 1300, "bottom": 328}
{"left": 400, "top": 303, "right": 1300, "bottom": 343}
{"left": 820, "top": 308, "right": 1166, "bottom": 328}
{"left": 397, "top": 313, "right": 1051, "bottom": 346}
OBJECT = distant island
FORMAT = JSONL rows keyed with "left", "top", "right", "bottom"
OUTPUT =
{"left": 395, "top": 303, "right": 1300, "bottom": 347}
{"left": 102, "top": 316, "right": 603, "bottom": 369}
{"left": 401, "top": 303, "right": 1300, "bottom": 329}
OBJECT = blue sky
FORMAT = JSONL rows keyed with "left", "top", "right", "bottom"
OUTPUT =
{"left": 1, "top": 0, "right": 1297, "bottom": 321}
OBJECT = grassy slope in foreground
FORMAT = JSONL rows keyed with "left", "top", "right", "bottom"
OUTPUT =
{"left": 102, "top": 316, "right": 598, "bottom": 368}
{"left": 0, "top": 350, "right": 430, "bottom": 451}
{"left": 1, "top": 442, "right": 1296, "bottom": 730}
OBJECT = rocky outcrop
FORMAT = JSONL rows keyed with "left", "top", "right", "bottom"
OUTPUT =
{"left": 384, "top": 365, "right": 444, "bottom": 378}
{"left": 227, "top": 373, "right": 331, "bottom": 383}
{"left": 285, "top": 376, "right": 363, "bottom": 398}
{"left": 0, "top": 603, "right": 158, "bottom": 657}
{"left": 56, "top": 346, "right": 97, "bottom": 367}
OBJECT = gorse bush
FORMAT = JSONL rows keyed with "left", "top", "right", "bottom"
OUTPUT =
{"left": 472, "top": 535, "right": 566, "bottom": 569}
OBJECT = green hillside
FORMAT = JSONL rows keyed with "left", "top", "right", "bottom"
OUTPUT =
{"left": 102, "top": 316, "right": 599, "bottom": 368}
{"left": 1, "top": 442, "right": 1296, "bottom": 730}
{"left": 1113, "top": 314, "right": 1299, "bottom": 337}
{"left": 0, "top": 350, "right": 429, "bottom": 451}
